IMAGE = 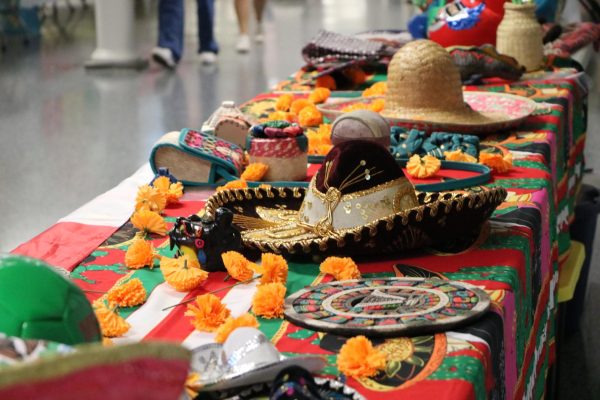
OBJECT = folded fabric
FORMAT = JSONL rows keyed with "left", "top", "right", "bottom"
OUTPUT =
{"left": 390, "top": 127, "right": 480, "bottom": 159}
{"left": 149, "top": 128, "right": 245, "bottom": 186}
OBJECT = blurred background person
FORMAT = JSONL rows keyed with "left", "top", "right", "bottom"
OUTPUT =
{"left": 152, "top": 0, "right": 219, "bottom": 67}
{"left": 234, "top": 0, "right": 267, "bottom": 52}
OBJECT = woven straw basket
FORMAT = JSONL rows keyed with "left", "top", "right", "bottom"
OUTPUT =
{"left": 381, "top": 40, "right": 493, "bottom": 125}
{"left": 496, "top": 3, "right": 543, "bottom": 72}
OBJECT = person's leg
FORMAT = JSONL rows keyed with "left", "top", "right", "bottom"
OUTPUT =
{"left": 157, "top": 0, "right": 184, "bottom": 62}
{"left": 197, "top": 0, "right": 218, "bottom": 54}
{"left": 253, "top": 0, "right": 266, "bottom": 23}
{"left": 234, "top": 0, "right": 251, "bottom": 51}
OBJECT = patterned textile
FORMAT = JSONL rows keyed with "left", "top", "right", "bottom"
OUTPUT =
{"left": 12, "top": 61, "right": 587, "bottom": 399}
{"left": 544, "top": 22, "right": 600, "bottom": 57}
{"left": 389, "top": 127, "right": 480, "bottom": 159}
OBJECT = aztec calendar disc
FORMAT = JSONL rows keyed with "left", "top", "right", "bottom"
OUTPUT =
{"left": 284, "top": 278, "right": 490, "bottom": 337}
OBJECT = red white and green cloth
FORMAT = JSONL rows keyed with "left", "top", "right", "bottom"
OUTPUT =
{"left": 11, "top": 64, "right": 587, "bottom": 399}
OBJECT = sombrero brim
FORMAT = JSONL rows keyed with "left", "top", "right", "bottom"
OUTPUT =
{"left": 204, "top": 185, "right": 507, "bottom": 256}
{"left": 318, "top": 92, "right": 537, "bottom": 134}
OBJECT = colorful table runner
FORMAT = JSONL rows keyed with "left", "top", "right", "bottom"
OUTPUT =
{"left": 12, "top": 64, "right": 587, "bottom": 399}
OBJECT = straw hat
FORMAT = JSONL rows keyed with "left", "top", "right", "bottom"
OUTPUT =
{"left": 382, "top": 40, "right": 510, "bottom": 126}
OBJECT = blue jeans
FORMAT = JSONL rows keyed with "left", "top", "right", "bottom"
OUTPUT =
{"left": 158, "top": 0, "right": 218, "bottom": 62}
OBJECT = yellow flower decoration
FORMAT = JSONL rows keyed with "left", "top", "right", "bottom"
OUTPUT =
{"left": 214, "top": 314, "right": 259, "bottom": 344}
{"left": 153, "top": 176, "right": 184, "bottom": 204}
{"left": 307, "top": 124, "right": 333, "bottom": 156}
{"left": 337, "top": 336, "right": 387, "bottom": 378}
{"left": 320, "top": 257, "right": 361, "bottom": 281}
{"left": 216, "top": 179, "right": 248, "bottom": 192}
{"left": 221, "top": 251, "right": 255, "bottom": 282}
{"left": 298, "top": 106, "right": 323, "bottom": 128}
{"left": 479, "top": 151, "right": 513, "bottom": 173}
{"left": 290, "top": 98, "right": 314, "bottom": 116}
{"left": 241, "top": 163, "right": 269, "bottom": 181}
{"left": 125, "top": 237, "right": 157, "bottom": 269}
{"left": 444, "top": 149, "right": 477, "bottom": 163}
{"left": 107, "top": 277, "right": 147, "bottom": 308}
{"left": 130, "top": 209, "right": 168, "bottom": 236}
{"left": 268, "top": 111, "right": 296, "bottom": 122}
{"left": 252, "top": 282, "right": 286, "bottom": 319}
{"left": 405, "top": 154, "right": 441, "bottom": 179}
{"left": 135, "top": 185, "right": 166, "bottom": 213}
{"left": 342, "top": 103, "right": 370, "bottom": 113}
{"left": 94, "top": 302, "right": 130, "bottom": 338}
{"left": 259, "top": 253, "right": 288, "bottom": 285}
{"left": 308, "top": 87, "right": 331, "bottom": 104}
{"left": 362, "top": 81, "right": 387, "bottom": 97}
{"left": 369, "top": 98, "right": 385, "bottom": 113}
{"left": 275, "top": 93, "right": 294, "bottom": 112}
{"left": 185, "top": 293, "right": 231, "bottom": 332}
{"left": 160, "top": 254, "right": 208, "bottom": 292}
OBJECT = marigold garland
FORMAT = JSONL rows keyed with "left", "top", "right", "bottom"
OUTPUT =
{"left": 444, "top": 149, "right": 477, "bottom": 163}
{"left": 252, "top": 282, "right": 286, "bottom": 319}
{"left": 216, "top": 179, "right": 248, "bottom": 192}
{"left": 221, "top": 251, "right": 255, "bottom": 282}
{"left": 337, "top": 336, "right": 387, "bottom": 378}
{"left": 369, "top": 98, "right": 385, "bottom": 113}
{"left": 405, "top": 154, "right": 441, "bottom": 179}
{"left": 160, "top": 254, "right": 208, "bottom": 292}
{"left": 479, "top": 151, "right": 513, "bottom": 173}
{"left": 268, "top": 111, "right": 295, "bottom": 122}
{"left": 107, "top": 277, "right": 147, "bottom": 307}
{"left": 130, "top": 209, "right": 168, "bottom": 236}
{"left": 307, "top": 124, "right": 332, "bottom": 156}
{"left": 185, "top": 293, "right": 231, "bottom": 332}
{"left": 308, "top": 87, "right": 331, "bottom": 104}
{"left": 125, "top": 237, "right": 157, "bottom": 269}
{"left": 94, "top": 302, "right": 130, "bottom": 338}
{"left": 153, "top": 176, "right": 184, "bottom": 204}
{"left": 298, "top": 106, "right": 323, "bottom": 128}
{"left": 275, "top": 94, "right": 294, "bottom": 112}
{"left": 259, "top": 253, "right": 288, "bottom": 284}
{"left": 135, "top": 185, "right": 166, "bottom": 213}
{"left": 290, "top": 98, "right": 315, "bottom": 116}
{"left": 241, "top": 163, "right": 269, "bottom": 181}
{"left": 320, "top": 257, "right": 361, "bottom": 281}
{"left": 214, "top": 314, "right": 259, "bottom": 343}
{"left": 362, "top": 82, "right": 387, "bottom": 97}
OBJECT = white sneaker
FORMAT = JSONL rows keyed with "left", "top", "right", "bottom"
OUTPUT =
{"left": 151, "top": 47, "right": 177, "bottom": 69}
{"left": 236, "top": 35, "right": 251, "bottom": 53}
{"left": 199, "top": 51, "right": 217, "bottom": 65}
{"left": 255, "top": 24, "right": 264, "bottom": 43}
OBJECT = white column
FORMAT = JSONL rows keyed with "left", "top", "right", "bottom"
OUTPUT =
{"left": 85, "top": 0, "right": 147, "bottom": 69}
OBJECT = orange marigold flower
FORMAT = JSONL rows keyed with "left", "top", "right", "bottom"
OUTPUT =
{"left": 94, "top": 302, "right": 130, "bottom": 338}
{"left": 221, "top": 251, "right": 255, "bottom": 282}
{"left": 342, "top": 102, "right": 370, "bottom": 113}
{"left": 252, "top": 282, "right": 286, "bottom": 319}
{"left": 298, "top": 106, "right": 323, "bottom": 128}
{"left": 275, "top": 94, "right": 294, "bottom": 112}
{"left": 306, "top": 124, "right": 333, "bottom": 156}
{"left": 107, "top": 277, "right": 147, "bottom": 307}
{"left": 290, "top": 98, "right": 315, "bottom": 116}
{"left": 369, "top": 98, "right": 385, "bottom": 113}
{"left": 216, "top": 179, "right": 248, "bottom": 192}
{"left": 185, "top": 293, "right": 231, "bottom": 332}
{"left": 241, "top": 163, "right": 269, "bottom": 181}
{"left": 479, "top": 151, "right": 513, "bottom": 173}
{"left": 362, "top": 82, "right": 387, "bottom": 97}
{"left": 406, "top": 154, "right": 441, "bottom": 179}
{"left": 259, "top": 253, "right": 288, "bottom": 284}
{"left": 153, "top": 176, "right": 185, "bottom": 204}
{"left": 308, "top": 87, "right": 331, "bottom": 104}
{"left": 315, "top": 75, "right": 337, "bottom": 90}
{"left": 125, "top": 237, "right": 157, "bottom": 269}
{"left": 337, "top": 336, "right": 387, "bottom": 378}
{"left": 320, "top": 257, "right": 361, "bottom": 281}
{"left": 268, "top": 111, "right": 296, "bottom": 122}
{"left": 135, "top": 185, "right": 167, "bottom": 213}
{"left": 160, "top": 254, "right": 208, "bottom": 292}
{"left": 444, "top": 149, "right": 477, "bottom": 163}
{"left": 214, "top": 314, "right": 259, "bottom": 343}
{"left": 130, "top": 209, "right": 168, "bottom": 236}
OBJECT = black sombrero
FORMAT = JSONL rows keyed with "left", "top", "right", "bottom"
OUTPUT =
{"left": 204, "top": 140, "right": 506, "bottom": 256}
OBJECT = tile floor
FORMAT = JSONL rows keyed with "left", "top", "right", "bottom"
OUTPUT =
{"left": 0, "top": 0, "right": 598, "bottom": 398}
